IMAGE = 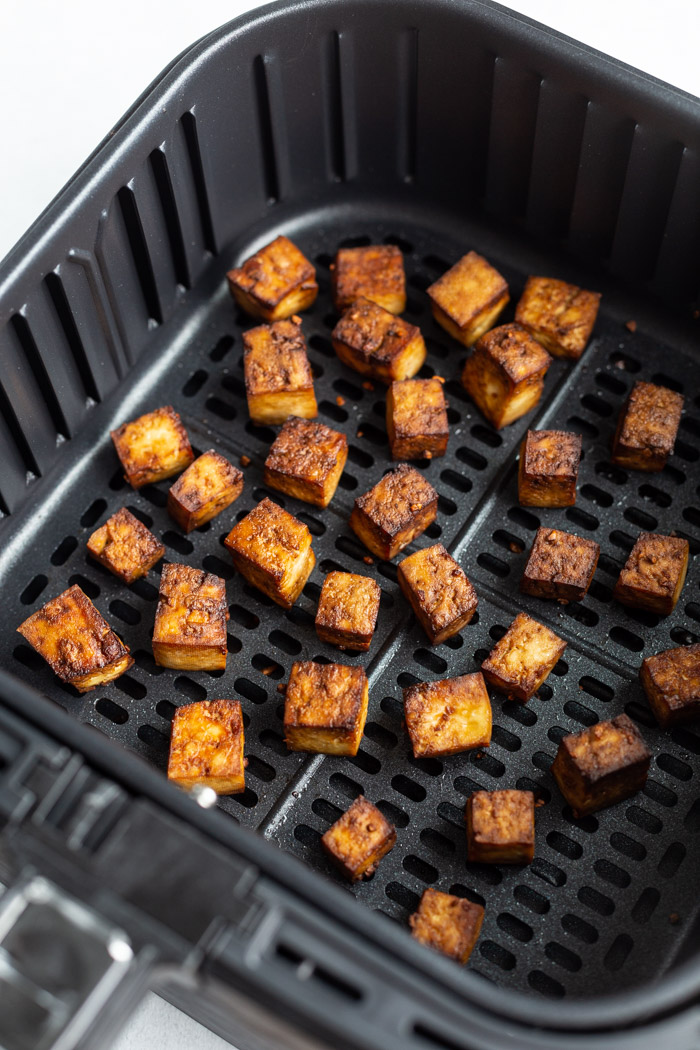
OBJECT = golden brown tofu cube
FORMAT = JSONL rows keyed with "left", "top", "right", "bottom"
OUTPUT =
{"left": 152, "top": 563, "right": 228, "bottom": 671}
{"left": 315, "top": 571, "right": 381, "bottom": 651}
{"left": 224, "top": 497, "right": 315, "bottom": 608}
{"left": 461, "top": 324, "right": 551, "bottom": 430}
{"left": 243, "top": 318, "right": 318, "bottom": 425}
{"left": 481, "top": 612, "right": 566, "bottom": 703}
{"left": 466, "top": 790, "right": 535, "bottom": 865}
{"left": 331, "top": 244, "right": 406, "bottom": 314}
{"left": 350, "top": 464, "right": 438, "bottom": 560}
{"left": 428, "top": 251, "right": 509, "bottom": 347}
{"left": 613, "top": 532, "right": 689, "bottom": 615}
{"left": 167, "top": 451, "right": 244, "bottom": 532}
{"left": 611, "top": 381, "right": 684, "bottom": 472}
{"left": 17, "top": 584, "right": 133, "bottom": 693}
{"left": 403, "top": 672, "right": 492, "bottom": 759}
{"left": 515, "top": 276, "right": 600, "bottom": 359}
{"left": 331, "top": 298, "right": 426, "bottom": 383}
{"left": 520, "top": 527, "right": 599, "bottom": 603}
{"left": 518, "top": 429, "right": 582, "bottom": 508}
{"left": 263, "top": 417, "right": 348, "bottom": 508}
{"left": 110, "top": 405, "right": 194, "bottom": 489}
{"left": 551, "top": 714, "right": 651, "bottom": 817}
{"left": 226, "top": 235, "right": 318, "bottom": 321}
{"left": 284, "top": 661, "right": 369, "bottom": 754}
{"left": 386, "top": 377, "right": 449, "bottom": 461}
{"left": 321, "top": 795, "right": 396, "bottom": 881}
{"left": 409, "top": 888, "right": 484, "bottom": 965}
{"left": 87, "top": 507, "right": 165, "bottom": 583}
{"left": 168, "top": 699, "right": 245, "bottom": 795}
{"left": 398, "top": 544, "right": 478, "bottom": 645}
{"left": 640, "top": 644, "right": 700, "bottom": 728}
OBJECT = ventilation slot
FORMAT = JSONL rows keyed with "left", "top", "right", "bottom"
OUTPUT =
{"left": 253, "top": 55, "right": 279, "bottom": 203}
{"left": 117, "top": 186, "right": 162, "bottom": 324}
{"left": 150, "top": 148, "right": 190, "bottom": 288}
{"left": 398, "top": 27, "right": 418, "bottom": 181}
{"left": 180, "top": 111, "right": 217, "bottom": 254}
{"left": 45, "top": 272, "right": 100, "bottom": 401}
{"left": 325, "top": 31, "right": 346, "bottom": 181}
{"left": 11, "top": 314, "right": 69, "bottom": 439}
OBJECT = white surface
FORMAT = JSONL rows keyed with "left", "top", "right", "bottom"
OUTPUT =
{"left": 110, "top": 993, "right": 232, "bottom": 1050}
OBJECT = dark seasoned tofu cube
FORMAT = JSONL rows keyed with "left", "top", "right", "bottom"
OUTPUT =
{"left": 428, "top": 251, "right": 509, "bottom": 347}
{"left": 515, "top": 276, "right": 600, "bottom": 359}
{"left": 350, "top": 464, "right": 438, "bottom": 560}
{"left": 168, "top": 699, "right": 245, "bottom": 795}
{"left": 611, "top": 380, "right": 684, "bottom": 472}
{"left": 640, "top": 644, "right": 700, "bottom": 728}
{"left": 409, "top": 888, "right": 484, "bottom": 964}
{"left": 224, "top": 497, "right": 315, "bottom": 608}
{"left": 551, "top": 714, "right": 651, "bottom": 817}
{"left": 466, "top": 790, "right": 535, "bottom": 864}
{"left": 110, "top": 405, "right": 194, "bottom": 488}
{"left": 518, "top": 429, "right": 582, "bottom": 508}
{"left": 263, "top": 417, "right": 348, "bottom": 508}
{"left": 87, "top": 507, "right": 165, "bottom": 583}
{"left": 226, "top": 235, "right": 318, "bottom": 321}
{"left": 315, "top": 571, "right": 381, "bottom": 651}
{"left": 331, "top": 298, "right": 426, "bottom": 383}
{"left": 331, "top": 244, "right": 406, "bottom": 314}
{"left": 17, "top": 584, "right": 133, "bottom": 692}
{"left": 386, "top": 377, "right": 449, "bottom": 461}
{"left": 321, "top": 796, "right": 396, "bottom": 881}
{"left": 398, "top": 544, "right": 478, "bottom": 644}
{"left": 167, "top": 450, "right": 244, "bottom": 532}
{"left": 403, "top": 672, "right": 492, "bottom": 758}
{"left": 613, "top": 532, "right": 689, "bottom": 615}
{"left": 461, "top": 323, "right": 551, "bottom": 430}
{"left": 520, "top": 527, "right": 599, "bottom": 603}
{"left": 152, "top": 563, "right": 228, "bottom": 671}
{"left": 284, "top": 661, "right": 369, "bottom": 754}
{"left": 243, "top": 317, "right": 317, "bottom": 424}
{"left": 481, "top": 612, "right": 566, "bottom": 702}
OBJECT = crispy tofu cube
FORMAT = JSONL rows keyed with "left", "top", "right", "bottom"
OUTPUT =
{"left": 386, "top": 377, "right": 449, "bottom": 461}
{"left": 481, "top": 612, "right": 566, "bottom": 702}
{"left": 428, "top": 251, "right": 509, "bottom": 347}
{"left": 398, "top": 544, "right": 478, "bottom": 645}
{"left": 461, "top": 323, "right": 551, "bottom": 430}
{"left": 611, "top": 380, "right": 684, "bottom": 472}
{"left": 284, "top": 661, "right": 369, "bottom": 754}
{"left": 551, "top": 714, "right": 651, "bottom": 817}
{"left": 409, "top": 888, "right": 484, "bottom": 964}
{"left": 331, "top": 298, "right": 426, "bottom": 383}
{"left": 263, "top": 417, "right": 348, "bottom": 508}
{"left": 87, "top": 507, "right": 165, "bottom": 583}
{"left": 466, "top": 790, "right": 535, "bottom": 864}
{"left": 640, "top": 644, "right": 700, "bottom": 728}
{"left": 224, "top": 497, "right": 315, "bottom": 608}
{"left": 321, "top": 795, "right": 396, "bottom": 881}
{"left": 110, "top": 405, "right": 194, "bottom": 488}
{"left": 226, "top": 235, "right": 318, "bottom": 321}
{"left": 17, "top": 584, "right": 133, "bottom": 692}
{"left": 331, "top": 244, "right": 406, "bottom": 314}
{"left": 152, "top": 563, "right": 228, "bottom": 670}
{"left": 613, "top": 532, "right": 689, "bottom": 615}
{"left": 350, "top": 464, "right": 438, "bottom": 560}
{"left": 515, "top": 276, "right": 600, "bottom": 359}
{"left": 403, "top": 672, "right": 492, "bottom": 758}
{"left": 520, "top": 527, "right": 599, "bottom": 603}
{"left": 518, "top": 429, "right": 582, "bottom": 508}
{"left": 315, "top": 571, "right": 381, "bottom": 651}
{"left": 243, "top": 318, "right": 317, "bottom": 425}
{"left": 167, "top": 451, "right": 244, "bottom": 532}
{"left": 168, "top": 699, "right": 245, "bottom": 795}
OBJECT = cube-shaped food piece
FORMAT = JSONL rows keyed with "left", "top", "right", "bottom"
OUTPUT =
{"left": 613, "top": 532, "right": 689, "bottom": 615}
{"left": 403, "top": 672, "right": 492, "bottom": 758}
{"left": 224, "top": 497, "right": 315, "bottom": 608}
{"left": 350, "top": 464, "right": 438, "bottom": 560}
{"left": 386, "top": 377, "right": 449, "bottom": 461}
{"left": 520, "top": 527, "right": 599, "bottom": 603}
{"left": 331, "top": 298, "right": 426, "bottom": 383}
{"left": 640, "top": 644, "right": 700, "bottom": 728}
{"left": 226, "top": 235, "right": 318, "bottom": 321}
{"left": 17, "top": 584, "right": 133, "bottom": 692}
{"left": 611, "top": 380, "right": 684, "bottom": 472}
{"left": 461, "top": 324, "right": 551, "bottom": 430}
{"left": 263, "top": 417, "right": 348, "bottom": 508}
{"left": 152, "top": 563, "right": 228, "bottom": 671}
{"left": 481, "top": 612, "right": 566, "bottom": 702}
{"left": 87, "top": 507, "right": 165, "bottom": 583}
{"left": 168, "top": 699, "right": 245, "bottom": 795}
{"left": 518, "top": 430, "right": 582, "bottom": 508}
{"left": 110, "top": 405, "right": 194, "bottom": 488}
{"left": 315, "top": 571, "right": 381, "bottom": 651}
{"left": 168, "top": 451, "right": 244, "bottom": 532}
{"left": 551, "top": 714, "right": 651, "bottom": 817}
{"left": 243, "top": 318, "right": 317, "bottom": 424}
{"left": 284, "top": 661, "right": 369, "bottom": 753}
{"left": 409, "top": 888, "right": 484, "bottom": 965}
{"left": 331, "top": 244, "right": 406, "bottom": 314}
{"left": 428, "top": 251, "right": 509, "bottom": 347}
{"left": 398, "top": 544, "right": 478, "bottom": 644}
{"left": 466, "top": 789, "right": 535, "bottom": 864}
{"left": 321, "top": 795, "right": 396, "bottom": 881}
{"left": 515, "top": 276, "right": 600, "bottom": 359}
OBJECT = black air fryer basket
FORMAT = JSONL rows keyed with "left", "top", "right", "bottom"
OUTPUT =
{"left": 1, "top": 1, "right": 700, "bottom": 1048}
